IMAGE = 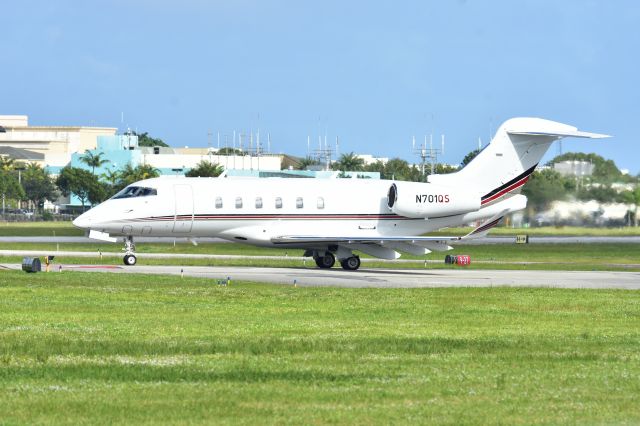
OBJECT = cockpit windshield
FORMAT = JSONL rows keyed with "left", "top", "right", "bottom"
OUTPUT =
{"left": 111, "top": 186, "right": 158, "bottom": 199}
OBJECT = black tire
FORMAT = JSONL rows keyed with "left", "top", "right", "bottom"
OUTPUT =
{"left": 340, "top": 256, "right": 361, "bottom": 271}
{"left": 314, "top": 252, "right": 335, "bottom": 268}
{"left": 123, "top": 254, "right": 137, "bottom": 266}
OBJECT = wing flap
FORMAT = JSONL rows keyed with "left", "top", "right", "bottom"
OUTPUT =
{"left": 384, "top": 241, "right": 431, "bottom": 256}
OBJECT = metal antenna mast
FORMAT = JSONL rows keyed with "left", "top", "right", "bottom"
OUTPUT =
{"left": 311, "top": 135, "right": 335, "bottom": 171}
{"left": 412, "top": 134, "right": 444, "bottom": 181}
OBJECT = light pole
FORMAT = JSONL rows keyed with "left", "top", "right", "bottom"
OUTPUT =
{"left": 15, "top": 165, "right": 25, "bottom": 210}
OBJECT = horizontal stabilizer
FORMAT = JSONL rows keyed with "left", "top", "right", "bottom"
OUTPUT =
{"left": 461, "top": 208, "right": 510, "bottom": 240}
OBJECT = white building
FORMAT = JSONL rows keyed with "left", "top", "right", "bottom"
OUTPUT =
{"left": 553, "top": 160, "right": 594, "bottom": 177}
{"left": 0, "top": 115, "right": 117, "bottom": 168}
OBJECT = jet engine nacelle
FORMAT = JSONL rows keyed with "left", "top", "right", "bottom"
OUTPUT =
{"left": 387, "top": 182, "right": 481, "bottom": 218}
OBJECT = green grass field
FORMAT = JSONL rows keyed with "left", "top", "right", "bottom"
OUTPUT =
{"left": 0, "top": 221, "right": 84, "bottom": 236}
{"left": 0, "top": 270, "right": 638, "bottom": 424}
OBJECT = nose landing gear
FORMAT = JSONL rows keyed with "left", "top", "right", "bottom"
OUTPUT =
{"left": 122, "top": 236, "right": 137, "bottom": 266}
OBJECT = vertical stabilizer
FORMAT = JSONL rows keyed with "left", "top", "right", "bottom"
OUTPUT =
{"left": 428, "top": 117, "right": 609, "bottom": 206}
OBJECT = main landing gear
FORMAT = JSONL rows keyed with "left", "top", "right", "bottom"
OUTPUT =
{"left": 339, "top": 256, "right": 361, "bottom": 271}
{"left": 311, "top": 251, "right": 361, "bottom": 271}
{"left": 123, "top": 236, "right": 137, "bottom": 266}
{"left": 314, "top": 252, "right": 335, "bottom": 268}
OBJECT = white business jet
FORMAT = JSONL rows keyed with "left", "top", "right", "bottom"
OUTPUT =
{"left": 72, "top": 118, "right": 608, "bottom": 270}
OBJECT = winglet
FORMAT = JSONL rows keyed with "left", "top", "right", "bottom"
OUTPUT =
{"left": 505, "top": 119, "right": 611, "bottom": 139}
{"left": 508, "top": 130, "right": 611, "bottom": 139}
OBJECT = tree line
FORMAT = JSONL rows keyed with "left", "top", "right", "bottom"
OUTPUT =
{"left": 0, "top": 152, "right": 223, "bottom": 213}
{"left": 312, "top": 150, "right": 640, "bottom": 224}
{"left": 2, "top": 147, "right": 638, "bottom": 223}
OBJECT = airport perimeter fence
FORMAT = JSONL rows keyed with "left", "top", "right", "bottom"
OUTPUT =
{"left": 0, "top": 213, "right": 77, "bottom": 222}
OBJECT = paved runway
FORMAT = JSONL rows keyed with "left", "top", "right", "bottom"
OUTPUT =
{"left": 2, "top": 263, "right": 639, "bottom": 289}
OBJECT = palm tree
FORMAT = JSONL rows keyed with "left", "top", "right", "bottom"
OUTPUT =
{"left": 296, "top": 157, "right": 320, "bottom": 170}
{"left": 332, "top": 152, "right": 365, "bottom": 172}
{"left": 101, "top": 168, "right": 121, "bottom": 186}
{"left": 185, "top": 160, "right": 224, "bottom": 177}
{"left": 135, "top": 163, "right": 160, "bottom": 180}
{"left": 0, "top": 155, "right": 15, "bottom": 171}
{"left": 80, "top": 150, "right": 110, "bottom": 174}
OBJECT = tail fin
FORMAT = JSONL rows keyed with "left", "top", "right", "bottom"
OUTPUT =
{"left": 429, "top": 117, "right": 609, "bottom": 206}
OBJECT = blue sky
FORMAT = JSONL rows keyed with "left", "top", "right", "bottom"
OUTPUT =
{"left": 2, "top": 1, "right": 639, "bottom": 173}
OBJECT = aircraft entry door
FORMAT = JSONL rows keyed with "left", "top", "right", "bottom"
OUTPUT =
{"left": 173, "top": 184, "right": 194, "bottom": 233}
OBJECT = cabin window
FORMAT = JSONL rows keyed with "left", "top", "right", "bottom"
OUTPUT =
{"left": 255, "top": 197, "right": 263, "bottom": 209}
{"left": 317, "top": 197, "right": 325, "bottom": 209}
{"left": 296, "top": 197, "right": 304, "bottom": 209}
{"left": 275, "top": 197, "right": 282, "bottom": 209}
{"left": 235, "top": 197, "right": 243, "bottom": 209}
{"left": 215, "top": 197, "right": 223, "bottom": 209}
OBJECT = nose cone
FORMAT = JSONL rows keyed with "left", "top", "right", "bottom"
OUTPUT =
{"left": 72, "top": 212, "right": 92, "bottom": 229}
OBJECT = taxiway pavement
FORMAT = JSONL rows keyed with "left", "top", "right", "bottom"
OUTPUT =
{"left": 2, "top": 263, "right": 638, "bottom": 289}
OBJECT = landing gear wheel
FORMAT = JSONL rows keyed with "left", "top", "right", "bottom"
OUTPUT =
{"left": 122, "top": 236, "right": 137, "bottom": 266}
{"left": 314, "top": 252, "right": 335, "bottom": 269}
{"left": 340, "top": 256, "right": 361, "bottom": 271}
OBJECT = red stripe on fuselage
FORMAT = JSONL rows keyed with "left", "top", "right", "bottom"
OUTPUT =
{"left": 480, "top": 175, "right": 530, "bottom": 205}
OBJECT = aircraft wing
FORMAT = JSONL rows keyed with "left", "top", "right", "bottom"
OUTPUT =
{"left": 271, "top": 213, "right": 505, "bottom": 259}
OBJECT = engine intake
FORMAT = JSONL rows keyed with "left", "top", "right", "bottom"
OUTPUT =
{"left": 387, "top": 181, "right": 480, "bottom": 218}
